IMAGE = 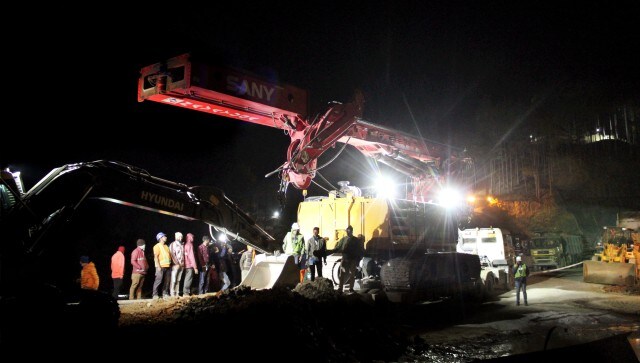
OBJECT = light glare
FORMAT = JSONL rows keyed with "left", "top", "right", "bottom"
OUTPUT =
{"left": 374, "top": 176, "right": 396, "bottom": 199}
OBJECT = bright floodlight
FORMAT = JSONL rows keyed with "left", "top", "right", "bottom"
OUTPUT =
{"left": 217, "top": 233, "right": 228, "bottom": 242}
{"left": 437, "top": 188, "right": 463, "bottom": 209}
{"left": 374, "top": 176, "right": 396, "bottom": 199}
{"left": 272, "top": 211, "right": 280, "bottom": 219}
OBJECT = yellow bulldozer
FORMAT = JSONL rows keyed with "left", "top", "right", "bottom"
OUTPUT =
{"left": 583, "top": 226, "right": 639, "bottom": 286}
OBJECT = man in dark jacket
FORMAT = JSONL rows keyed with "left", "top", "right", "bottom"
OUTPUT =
{"left": 333, "top": 225, "right": 364, "bottom": 293}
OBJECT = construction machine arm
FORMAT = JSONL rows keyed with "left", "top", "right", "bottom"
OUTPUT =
{"left": 2, "top": 160, "right": 275, "bottom": 256}
{"left": 138, "top": 53, "right": 471, "bottom": 201}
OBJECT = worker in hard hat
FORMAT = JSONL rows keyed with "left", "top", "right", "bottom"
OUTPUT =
{"left": 283, "top": 222, "right": 306, "bottom": 281}
{"left": 514, "top": 255, "right": 530, "bottom": 306}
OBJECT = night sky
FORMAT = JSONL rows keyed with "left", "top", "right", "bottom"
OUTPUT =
{"left": 10, "top": 3, "right": 639, "bottom": 183}
{"left": 5, "top": 3, "right": 639, "bottom": 273}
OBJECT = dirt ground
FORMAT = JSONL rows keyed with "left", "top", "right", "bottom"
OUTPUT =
{"left": 404, "top": 273, "right": 639, "bottom": 362}
{"left": 116, "top": 273, "right": 639, "bottom": 362}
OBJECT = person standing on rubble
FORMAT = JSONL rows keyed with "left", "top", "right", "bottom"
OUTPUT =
{"left": 198, "top": 235, "right": 212, "bottom": 294}
{"left": 169, "top": 232, "right": 185, "bottom": 297}
{"left": 239, "top": 245, "right": 255, "bottom": 282}
{"left": 216, "top": 236, "right": 232, "bottom": 291}
{"left": 129, "top": 239, "right": 148, "bottom": 300}
{"left": 182, "top": 233, "right": 198, "bottom": 296}
{"left": 228, "top": 244, "right": 242, "bottom": 287}
{"left": 79, "top": 255, "right": 99, "bottom": 291}
{"left": 110, "top": 246, "right": 125, "bottom": 299}
{"left": 305, "top": 227, "right": 327, "bottom": 281}
{"left": 332, "top": 225, "right": 363, "bottom": 293}
{"left": 283, "top": 222, "right": 305, "bottom": 282}
{"left": 152, "top": 232, "right": 171, "bottom": 300}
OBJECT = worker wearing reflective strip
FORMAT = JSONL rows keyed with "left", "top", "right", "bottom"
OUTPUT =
{"left": 514, "top": 256, "right": 529, "bottom": 306}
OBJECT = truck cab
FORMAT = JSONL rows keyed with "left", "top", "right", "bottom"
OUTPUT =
{"left": 457, "top": 228, "right": 515, "bottom": 268}
{"left": 457, "top": 227, "right": 515, "bottom": 291}
{"left": 529, "top": 233, "right": 584, "bottom": 271}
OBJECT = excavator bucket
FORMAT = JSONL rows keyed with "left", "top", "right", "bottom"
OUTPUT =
{"left": 240, "top": 254, "right": 301, "bottom": 290}
{"left": 583, "top": 260, "right": 637, "bottom": 286}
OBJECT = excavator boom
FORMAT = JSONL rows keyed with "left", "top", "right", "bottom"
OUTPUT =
{"left": 1, "top": 160, "right": 301, "bottom": 297}
{"left": 8, "top": 160, "right": 275, "bottom": 253}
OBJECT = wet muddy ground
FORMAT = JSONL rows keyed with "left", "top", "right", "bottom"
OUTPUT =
{"left": 114, "top": 269, "right": 639, "bottom": 362}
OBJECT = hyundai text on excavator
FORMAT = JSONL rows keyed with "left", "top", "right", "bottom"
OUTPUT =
{"left": 0, "top": 160, "right": 302, "bottom": 344}
{"left": 138, "top": 53, "right": 484, "bottom": 303}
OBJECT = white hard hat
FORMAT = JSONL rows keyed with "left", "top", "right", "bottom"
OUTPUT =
{"left": 516, "top": 256, "right": 522, "bottom": 262}
{"left": 291, "top": 222, "right": 300, "bottom": 230}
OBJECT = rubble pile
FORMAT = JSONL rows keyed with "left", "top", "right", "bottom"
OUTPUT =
{"left": 119, "top": 279, "right": 409, "bottom": 362}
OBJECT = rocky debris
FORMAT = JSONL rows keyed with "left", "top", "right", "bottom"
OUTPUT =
{"left": 112, "top": 272, "right": 640, "bottom": 361}
{"left": 119, "top": 279, "right": 408, "bottom": 362}
{"left": 602, "top": 284, "right": 640, "bottom": 295}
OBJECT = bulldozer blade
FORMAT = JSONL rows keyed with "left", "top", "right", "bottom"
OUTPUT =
{"left": 240, "top": 254, "right": 300, "bottom": 290}
{"left": 583, "top": 260, "right": 636, "bottom": 286}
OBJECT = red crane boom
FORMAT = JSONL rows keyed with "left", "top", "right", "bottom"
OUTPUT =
{"left": 138, "top": 53, "right": 471, "bottom": 201}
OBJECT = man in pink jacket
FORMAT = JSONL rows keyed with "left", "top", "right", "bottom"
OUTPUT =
{"left": 111, "top": 246, "right": 125, "bottom": 299}
{"left": 183, "top": 233, "right": 199, "bottom": 296}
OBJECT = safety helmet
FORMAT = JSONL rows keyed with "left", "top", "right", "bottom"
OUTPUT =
{"left": 291, "top": 222, "right": 300, "bottom": 230}
{"left": 516, "top": 256, "right": 522, "bottom": 262}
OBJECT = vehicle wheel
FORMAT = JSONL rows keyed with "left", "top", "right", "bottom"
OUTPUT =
{"left": 484, "top": 272, "right": 495, "bottom": 296}
{"left": 379, "top": 257, "right": 413, "bottom": 289}
{"left": 468, "top": 279, "right": 485, "bottom": 302}
{"left": 331, "top": 258, "right": 342, "bottom": 285}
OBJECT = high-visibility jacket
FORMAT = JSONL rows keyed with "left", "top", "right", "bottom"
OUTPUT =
{"left": 81, "top": 262, "right": 99, "bottom": 290}
{"left": 514, "top": 263, "right": 529, "bottom": 279}
{"left": 153, "top": 243, "right": 171, "bottom": 268}
{"left": 283, "top": 231, "right": 304, "bottom": 255}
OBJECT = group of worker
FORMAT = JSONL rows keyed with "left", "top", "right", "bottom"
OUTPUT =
{"left": 78, "top": 232, "right": 255, "bottom": 300}
{"left": 149, "top": 231, "right": 255, "bottom": 300}
{"left": 284, "top": 223, "right": 364, "bottom": 293}
{"left": 77, "top": 223, "right": 365, "bottom": 298}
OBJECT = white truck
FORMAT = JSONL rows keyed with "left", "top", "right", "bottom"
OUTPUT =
{"left": 457, "top": 228, "right": 516, "bottom": 293}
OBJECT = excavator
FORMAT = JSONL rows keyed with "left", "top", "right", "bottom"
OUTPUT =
{"left": 138, "top": 53, "right": 483, "bottom": 303}
{"left": 0, "top": 160, "right": 302, "bottom": 344}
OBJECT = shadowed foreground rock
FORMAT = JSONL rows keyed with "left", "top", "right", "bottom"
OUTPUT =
{"left": 118, "top": 278, "right": 408, "bottom": 362}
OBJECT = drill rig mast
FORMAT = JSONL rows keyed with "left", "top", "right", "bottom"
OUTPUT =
{"left": 138, "top": 53, "right": 472, "bottom": 203}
